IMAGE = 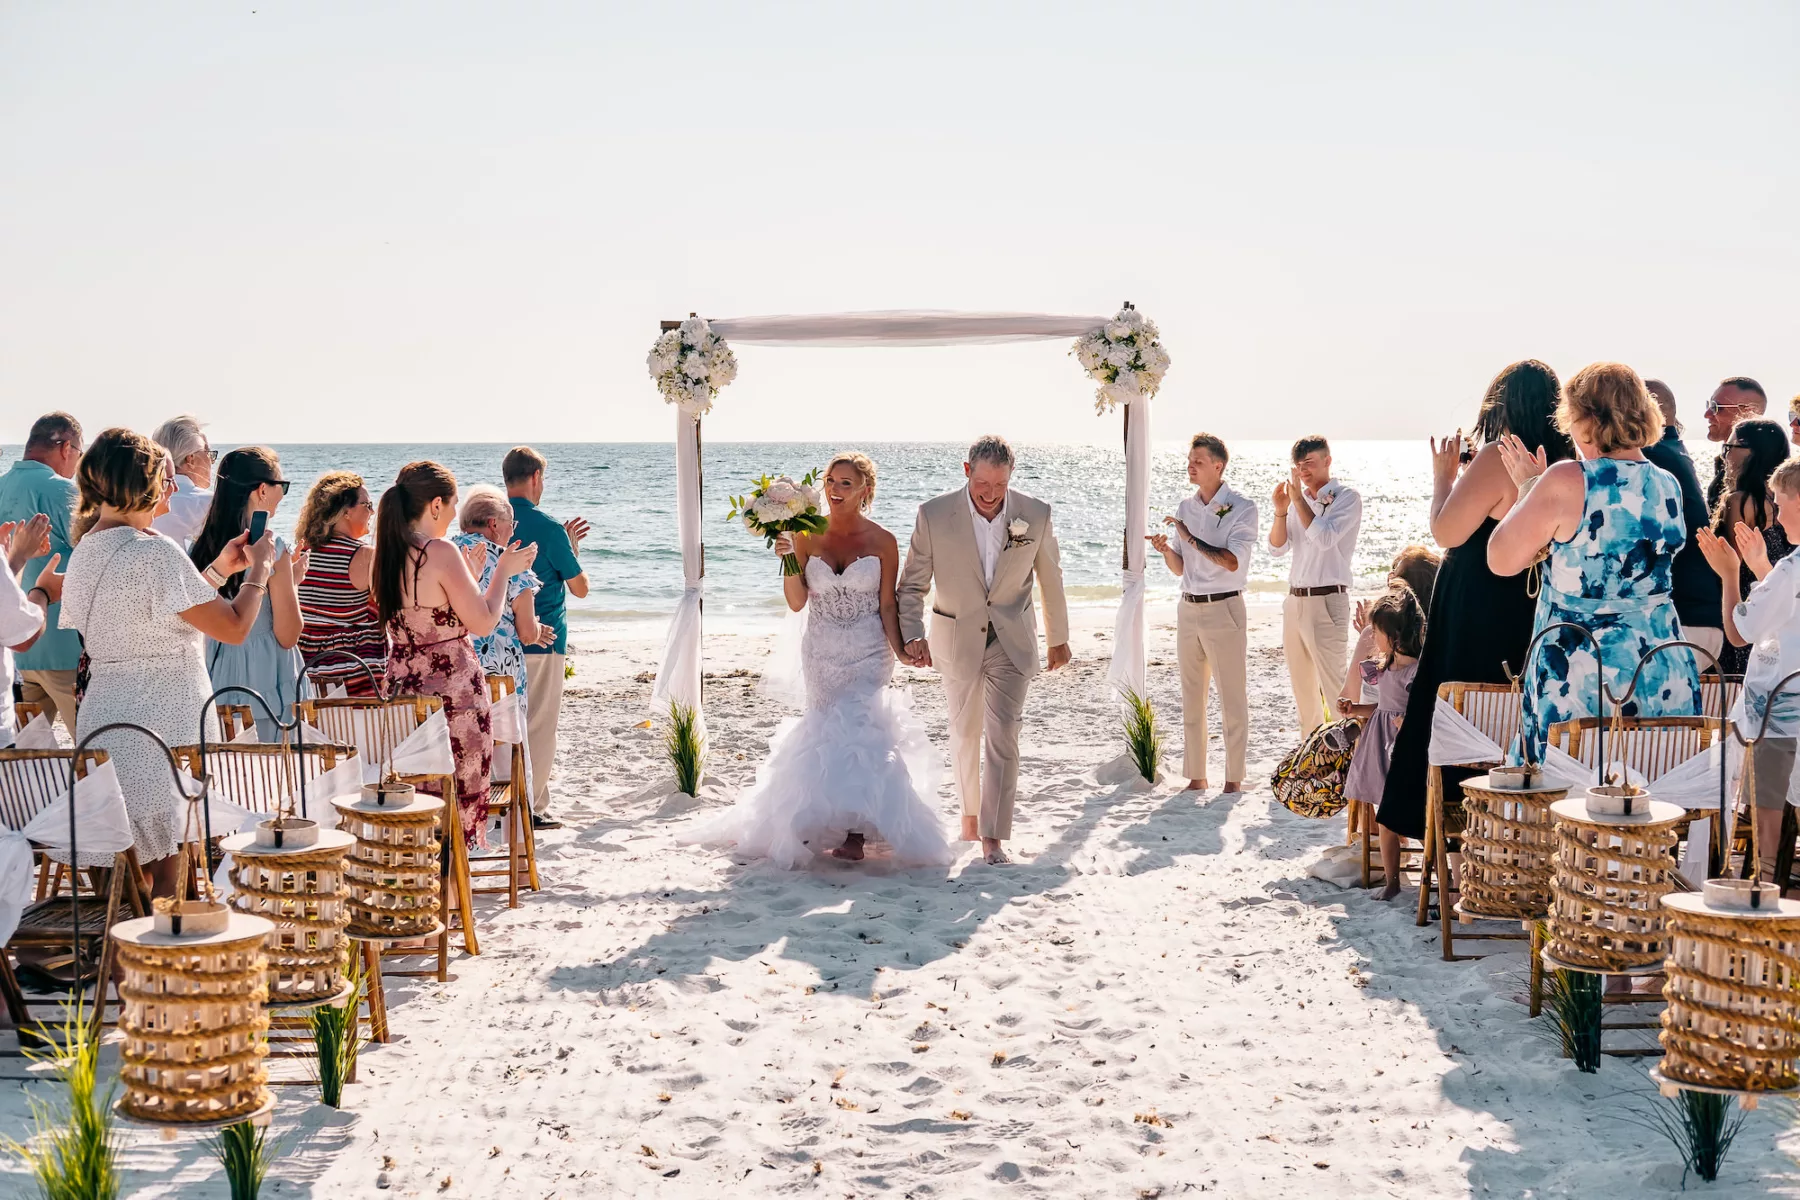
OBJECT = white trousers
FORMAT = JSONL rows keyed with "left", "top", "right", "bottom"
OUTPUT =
{"left": 943, "top": 639, "right": 1031, "bottom": 842}
{"left": 1176, "top": 595, "right": 1250, "bottom": 782}
{"left": 1283, "top": 591, "right": 1350, "bottom": 736}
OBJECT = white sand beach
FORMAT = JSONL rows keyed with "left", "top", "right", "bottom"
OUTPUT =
{"left": 4, "top": 603, "right": 1798, "bottom": 1198}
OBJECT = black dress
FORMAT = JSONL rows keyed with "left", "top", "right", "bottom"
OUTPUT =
{"left": 1377, "top": 517, "right": 1536, "bottom": 840}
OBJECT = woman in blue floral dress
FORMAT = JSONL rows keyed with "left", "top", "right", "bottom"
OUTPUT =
{"left": 453, "top": 485, "right": 547, "bottom": 698}
{"left": 1489, "top": 362, "right": 1701, "bottom": 764}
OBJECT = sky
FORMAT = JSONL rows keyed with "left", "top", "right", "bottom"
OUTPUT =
{"left": 1, "top": 1, "right": 1795, "bottom": 447}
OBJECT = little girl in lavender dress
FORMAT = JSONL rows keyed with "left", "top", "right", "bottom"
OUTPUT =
{"left": 1341, "top": 586, "right": 1426, "bottom": 900}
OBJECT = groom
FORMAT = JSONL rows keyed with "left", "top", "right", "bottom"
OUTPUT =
{"left": 898, "top": 435, "right": 1070, "bottom": 865}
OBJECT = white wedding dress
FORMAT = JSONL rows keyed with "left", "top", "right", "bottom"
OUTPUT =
{"left": 686, "top": 555, "right": 953, "bottom": 869}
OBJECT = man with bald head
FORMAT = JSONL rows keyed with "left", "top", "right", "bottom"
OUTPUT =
{"left": 1642, "top": 379, "right": 1723, "bottom": 659}
{"left": 1704, "top": 377, "right": 1769, "bottom": 511}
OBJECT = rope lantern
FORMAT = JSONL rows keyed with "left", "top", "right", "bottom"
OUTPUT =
{"left": 113, "top": 900, "right": 275, "bottom": 1127}
{"left": 221, "top": 823, "right": 357, "bottom": 1007}
{"left": 334, "top": 780, "right": 444, "bottom": 941}
{"left": 1655, "top": 882, "right": 1800, "bottom": 1099}
{"left": 1457, "top": 773, "right": 1569, "bottom": 922}
{"left": 1546, "top": 786, "right": 1686, "bottom": 973}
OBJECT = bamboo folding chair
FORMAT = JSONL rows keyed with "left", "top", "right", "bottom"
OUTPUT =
{"left": 12, "top": 700, "right": 44, "bottom": 733}
{"left": 216, "top": 703, "right": 257, "bottom": 741}
{"left": 171, "top": 740, "right": 390, "bottom": 1046}
{"left": 295, "top": 695, "right": 478, "bottom": 983}
{"left": 466, "top": 675, "right": 539, "bottom": 908}
{"left": 1419, "top": 683, "right": 1522, "bottom": 959}
{"left": 0, "top": 748, "right": 145, "bottom": 1045}
{"left": 1542, "top": 714, "right": 1719, "bottom": 1052}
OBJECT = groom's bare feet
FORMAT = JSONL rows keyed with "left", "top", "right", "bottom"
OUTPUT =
{"left": 829, "top": 832, "right": 866, "bottom": 862}
{"left": 981, "top": 837, "right": 1012, "bottom": 866}
{"left": 1185, "top": 779, "right": 1208, "bottom": 792}
{"left": 1223, "top": 782, "right": 1242, "bottom": 793}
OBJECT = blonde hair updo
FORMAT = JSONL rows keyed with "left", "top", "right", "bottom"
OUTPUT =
{"left": 827, "top": 451, "right": 878, "bottom": 511}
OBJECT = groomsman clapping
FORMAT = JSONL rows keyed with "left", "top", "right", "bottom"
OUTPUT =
{"left": 1148, "top": 434, "right": 1258, "bottom": 794}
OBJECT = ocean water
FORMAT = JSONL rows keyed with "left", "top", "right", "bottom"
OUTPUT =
{"left": 257, "top": 440, "right": 1439, "bottom": 636}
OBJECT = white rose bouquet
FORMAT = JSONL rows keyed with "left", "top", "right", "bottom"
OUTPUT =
{"left": 1071, "top": 304, "right": 1170, "bottom": 414}
{"left": 727, "top": 468, "right": 828, "bottom": 575}
{"left": 648, "top": 316, "right": 739, "bottom": 418}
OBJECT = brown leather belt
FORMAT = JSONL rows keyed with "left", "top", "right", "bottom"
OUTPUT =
{"left": 1289, "top": 585, "right": 1347, "bottom": 597}
{"left": 1183, "top": 591, "right": 1240, "bottom": 604}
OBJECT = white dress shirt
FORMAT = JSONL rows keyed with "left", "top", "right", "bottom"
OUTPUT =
{"left": 967, "top": 489, "right": 1007, "bottom": 590}
{"left": 1172, "top": 484, "right": 1258, "bottom": 595}
{"left": 151, "top": 473, "right": 213, "bottom": 548}
{"left": 0, "top": 566, "right": 47, "bottom": 748}
{"left": 1732, "top": 552, "right": 1800, "bottom": 739}
{"left": 1271, "top": 480, "right": 1363, "bottom": 589}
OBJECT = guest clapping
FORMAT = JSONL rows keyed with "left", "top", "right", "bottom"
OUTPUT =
{"left": 376, "top": 462, "right": 538, "bottom": 846}
{"left": 454, "top": 484, "right": 548, "bottom": 699}
{"left": 0, "top": 412, "right": 83, "bottom": 735}
{"left": 1489, "top": 362, "right": 1699, "bottom": 764}
{"left": 1269, "top": 436, "right": 1363, "bottom": 735}
{"left": 1696, "top": 459, "right": 1800, "bottom": 882}
{"left": 61, "top": 429, "right": 275, "bottom": 897}
{"left": 1703, "top": 377, "right": 1768, "bottom": 511}
{"left": 149, "top": 414, "right": 215, "bottom": 548}
{"left": 0, "top": 515, "right": 56, "bottom": 746}
{"left": 1148, "top": 433, "right": 1257, "bottom": 793}
{"left": 190, "top": 448, "right": 307, "bottom": 737}
{"left": 1642, "top": 381, "right": 1723, "bottom": 660}
{"left": 295, "top": 471, "right": 386, "bottom": 697}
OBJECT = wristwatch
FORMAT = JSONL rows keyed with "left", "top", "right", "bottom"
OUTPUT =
{"left": 203, "top": 564, "right": 228, "bottom": 588}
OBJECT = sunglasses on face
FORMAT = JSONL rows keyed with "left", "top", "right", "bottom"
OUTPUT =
{"left": 259, "top": 479, "right": 292, "bottom": 494}
{"left": 1724, "top": 442, "right": 1751, "bottom": 451}
{"left": 1706, "top": 400, "right": 1752, "bottom": 417}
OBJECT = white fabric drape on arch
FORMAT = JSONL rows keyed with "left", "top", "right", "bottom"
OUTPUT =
{"left": 649, "top": 310, "right": 1134, "bottom": 726}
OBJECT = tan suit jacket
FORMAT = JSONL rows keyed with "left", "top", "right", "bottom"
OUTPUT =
{"left": 897, "top": 488, "right": 1070, "bottom": 681}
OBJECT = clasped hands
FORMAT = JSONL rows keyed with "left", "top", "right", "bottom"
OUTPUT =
{"left": 897, "top": 638, "right": 1070, "bottom": 671}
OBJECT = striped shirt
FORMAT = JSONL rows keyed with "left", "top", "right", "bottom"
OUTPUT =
{"left": 297, "top": 534, "right": 386, "bottom": 696}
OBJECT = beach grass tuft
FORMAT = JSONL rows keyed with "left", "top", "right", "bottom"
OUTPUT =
{"left": 1120, "top": 688, "right": 1162, "bottom": 783}
{"left": 211, "top": 1120, "right": 278, "bottom": 1200}
{"left": 1539, "top": 957, "right": 1603, "bottom": 1073}
{"left": 309, "top": 949, "right": 366, "bottom": 1108}
{"left": 666, "top": 700, "right": 706, "bottom": 796}
{"left": 2, "top": 999, "right": 122, "bottom": 1200}
{"left": 1625, "top": 1088, "right": 1749, "bottom": 1186}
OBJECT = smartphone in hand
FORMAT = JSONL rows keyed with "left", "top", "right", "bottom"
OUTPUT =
{"left": 248, "top": 510, "right": 269, "bottom": 544}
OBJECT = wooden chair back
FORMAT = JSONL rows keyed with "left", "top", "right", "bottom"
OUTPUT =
{"left": 216, "top": 703, "right": 256, "bottom": 741}
{"left": 1545, "top": 715, "right": 1718, "bottom": 780}
{"left": 171, "top": 742, "right": 347, "bottom": 820}
{"left": 0, "top": 748, "right": 109, "bottom": 832}
{"left": 12, "top": 700, "right": 45, "bottom": 733}
{"left": 1699, "top": 675, "right": 1740, "bottom": 722}
{"left": 294, "top": 695, "right": 442, "bottom": 771}
{"left": 1437, "top": 682, "right": 1521, "bottom": 765}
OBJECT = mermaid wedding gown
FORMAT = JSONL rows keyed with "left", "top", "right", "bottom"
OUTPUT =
{"left": 686, "top": 555, "right": 953, "bottom": 869}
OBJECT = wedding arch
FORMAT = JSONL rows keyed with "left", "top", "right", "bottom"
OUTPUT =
{"left": 645, "top": 307, "right": 1170, "bottom": 728}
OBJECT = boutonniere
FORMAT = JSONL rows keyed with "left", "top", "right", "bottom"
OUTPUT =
{"left": 1006, "top": 518, "right": 1033, "bottom": 548}
{"left": 1213, "top": 503, "right": 1234, "bottom": 519}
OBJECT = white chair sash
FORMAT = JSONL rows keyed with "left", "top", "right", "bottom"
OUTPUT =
{"left": 364, "top": 710, "right": 454, "bottom": 784}
{"left": 0, "top": 832, "right": 36, "bottom": 947}
{"left": 13, "top": 713, "right": 57, "bottom": 750}
{"left": 1428, "top": 699, "right": 1507, "bottom": 766}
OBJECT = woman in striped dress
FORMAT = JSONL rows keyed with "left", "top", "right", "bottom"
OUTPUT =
{"left": 296, "top": 471, "right": 386, "bottom": 695}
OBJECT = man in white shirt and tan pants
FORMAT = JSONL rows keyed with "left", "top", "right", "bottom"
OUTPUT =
{"left": 1269, "top": 435, "right": 1363, "bottom": 736}
{"left": 1149, "top": 434, "right": 1258, "bottom": 793}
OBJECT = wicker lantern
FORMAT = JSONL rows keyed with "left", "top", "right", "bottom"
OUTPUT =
{"left": 1457, "top": 773, "right": 1570, "bottom": 921}
{"left": 1654, "top": 880, "right": 1800, "bottom": 1099}
{"left": 221, "top": 820, "right": 357, "bottom": 1007}
{"left": 1545, "top": 788, "right": 1685, "bottom": 973}
{"left": 112, "top": 900, "right": 274, "bottom": 1127}
{"left": 334, "top": 780, "right": 444, "bottom": 941}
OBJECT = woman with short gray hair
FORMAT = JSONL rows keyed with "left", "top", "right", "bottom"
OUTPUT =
{"left": 453, "top": 483, "right": 548, "bottom": 699}
{"left": 150, "top": 413, "right": 214, "bottom": 547}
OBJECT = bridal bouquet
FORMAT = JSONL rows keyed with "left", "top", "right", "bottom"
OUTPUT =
{"left": 727, "top": 469, "right": 828, "bottom": 575}
{"left": 1071, "top": 305, "right": 1171, "bottom": 413}
{"left": 648, "top": 316, "right": 739, "bottom": 417}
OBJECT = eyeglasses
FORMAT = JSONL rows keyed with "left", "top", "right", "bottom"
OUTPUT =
{"left": 1706, "top": 399, "right": 1753, "bottom": 417}
{"left": 262, "top": 479, "right": 292, "bottom": 494}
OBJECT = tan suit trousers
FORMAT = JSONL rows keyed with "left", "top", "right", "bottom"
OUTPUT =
{"left": 1283, "top": 591, "right": 1350, "bottom": 735}
{"left": 1176, "top": 595, "right": 1250, "bottom": 783}
{"left": 944, "top": 637, "right": 1031, "bottom": 842}
{"left": 523, "top": 653, "right": 566, "bottom": 813}
{"left": 19, "top": 669, "right": 78, "bottom": 737}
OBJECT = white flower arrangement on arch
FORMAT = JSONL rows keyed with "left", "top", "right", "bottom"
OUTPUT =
{"left": 648, "top": 316, "right": 739, "bottom": 418}
{"left": 1071, "top": 305, "right": 1170, "bottom": 414}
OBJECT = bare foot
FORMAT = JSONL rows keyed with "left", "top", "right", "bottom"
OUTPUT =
{"left": 1186, "top": 779, "right": 1208, "bottom": 792}
{"left": 829, "top": 832, "right": 865, "bottom": 861}
{"left": 981, "top": 837, "right": 1013, "bottom": 866}
{"left": 1376, "top": 882, "right": 1402, "bottom": 901}
{"left": 1222, "top": 782, "right": 1242, "bottom": 793}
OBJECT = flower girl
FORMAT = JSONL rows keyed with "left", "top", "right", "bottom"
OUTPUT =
{"left": 1343, "top": 586, "right": 1426, "bottom": 900}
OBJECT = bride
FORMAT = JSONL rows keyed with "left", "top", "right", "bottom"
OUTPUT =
{"left": 687, "top": 451, "right": 953, "bottom": 869}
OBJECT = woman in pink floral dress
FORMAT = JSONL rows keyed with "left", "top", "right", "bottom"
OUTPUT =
{"left": 373, "top": 461, "right": 537, "bottom": 843}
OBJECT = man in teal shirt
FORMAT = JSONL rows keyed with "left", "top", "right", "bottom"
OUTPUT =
{"left": 0, "top": 412, "right": 83, "bottom": 734}
{"left": 504, "top": 446, "right": 589, "bottom": 829}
